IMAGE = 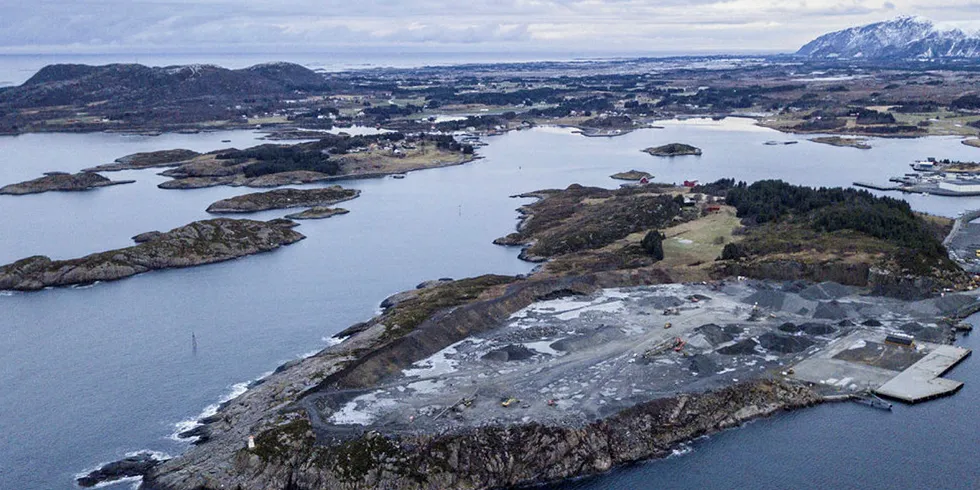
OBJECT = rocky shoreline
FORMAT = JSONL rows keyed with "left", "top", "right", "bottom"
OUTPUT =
{"left": 137, "top": 380, "right": 818, "bottom": 490}
{"left": 0, "top": 218, "right": 303, "bottom": 291}
{"left": 0, "top": 171, "right": 134, "bottom": 195}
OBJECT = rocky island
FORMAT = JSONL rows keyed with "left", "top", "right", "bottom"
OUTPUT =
{"left": 643, "top": 143, "right": 702, "bottom": 157}
{"left": 89, "top": 179, "right": 972, "bottom": 490}
{"left": 0, "top": 171, "right": 134, "bottom": 195}
{"left": 810, "top": 136, "right": 872, "bottom": 150}
{"left": 205, "top": 186, "right": 360, "bottom": 213}
{"left": 83, "top": 149, "right": 201, "bottom": 172}
{"left": 0, "top": 218, "right": 303, "bottom": 291}
{"left": 152, "top": 133, "right": 475, "bottom": 190}
{"left": 610, "top": 170, "right": 652, "bottom": 181}
{"left": 284, "top": 207, "right": 350, "bottom": 220}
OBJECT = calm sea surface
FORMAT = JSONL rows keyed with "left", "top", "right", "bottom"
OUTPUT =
{"left": 1, "top": 118, "right": 979, "bottom": 489}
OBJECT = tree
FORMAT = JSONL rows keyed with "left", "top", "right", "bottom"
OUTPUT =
{"left": 720, "top": 243, "right": 746, "bottom": 261}
{"left": 641, "top": 231, "right": 665, "bottom": 261}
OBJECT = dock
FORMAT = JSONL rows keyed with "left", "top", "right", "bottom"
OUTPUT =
{"left": 854, "top": 181, "right": 980, "bottom": 197}
{"left": 853, "top": 181, "right": 903, "bottom": 192}
{"left": 789, "top": 331, "right": 973, "bottom": 405}
{"left": 875, "top": 345, "right": 972, "bottom": 403}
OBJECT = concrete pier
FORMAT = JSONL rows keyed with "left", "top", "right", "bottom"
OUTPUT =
{"left": 875, "top": 345, "right": 972, "bottom": 403}
{"left": 853, "top": 181, "right": 902, "bottom": 191}
{"left": 790, "top": 332, "right": 972, "bottom": 404}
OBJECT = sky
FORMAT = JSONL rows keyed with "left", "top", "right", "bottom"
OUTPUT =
{"left": 1, "top": 0, "right": 979, "bottom": 55}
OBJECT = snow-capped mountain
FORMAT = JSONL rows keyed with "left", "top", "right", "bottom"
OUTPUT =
{"left": 797, "top": 16, "right": 980, "bottom": 59}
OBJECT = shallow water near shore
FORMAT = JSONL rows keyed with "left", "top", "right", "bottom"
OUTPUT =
{"left": 1, "top": 118, "right": 979, "bottom": 489}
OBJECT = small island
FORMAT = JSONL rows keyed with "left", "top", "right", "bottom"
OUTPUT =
{"left": 642, "top": 143, "right": 702, "bottom": 157}
{"left": 0, "top": 172, "right": 134, "bottom": 195}
{"left": 284, "top": 207, "right": 350, "bottom": 220}
{"left": 205, "top": 186, "right": 360, "bottom": 213}
{"left": 152, "top": 133, "right": 476, "bottom": 190}
{"left": 810, "top": 136, "right": 872, "bottom": 150}
{"left": 83, "top": 149, "right": 201, "bottom": 172}
{"left": 610, "top": 170, "right": 652, "bottom": 181}
{"left": 0, "top": 218, "right": 304, "bottom": 291}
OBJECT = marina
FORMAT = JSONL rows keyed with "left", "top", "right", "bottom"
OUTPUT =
{"left": 855, "top": 157, "right": 980, "bottom": 197}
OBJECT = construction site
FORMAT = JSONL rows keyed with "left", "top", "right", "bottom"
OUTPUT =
{"left": 305, "top": 280, "right": 974, "bottom": 437}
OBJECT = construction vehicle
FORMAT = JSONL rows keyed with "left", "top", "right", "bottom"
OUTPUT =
{"left": 673, "top": 338, "right": 686, "bottom": 352}
{"left": 501, "top": 397, "right": 518, "bottom": 408}
{"left": 664, "top": 322, "right": 672, "bottom": 329}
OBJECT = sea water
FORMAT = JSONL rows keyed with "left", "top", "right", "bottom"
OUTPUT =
{"left": 2, "top": 119, "right": 979, "bottom": 489}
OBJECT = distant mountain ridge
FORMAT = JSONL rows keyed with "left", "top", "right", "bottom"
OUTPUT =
{"left": 0, "top": 61, "right": 326, "bottom": 109}
{"left": 797, "top": 16, "right": 980, "bottom": 59}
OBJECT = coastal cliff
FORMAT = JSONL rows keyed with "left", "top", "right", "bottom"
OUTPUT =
{"left": 142, "top": 380, "right": 817, "bottom": 490}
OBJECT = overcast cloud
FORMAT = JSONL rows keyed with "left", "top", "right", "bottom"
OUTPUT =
{"left": 1, "top": 0, "right": 979, "bottom": 54}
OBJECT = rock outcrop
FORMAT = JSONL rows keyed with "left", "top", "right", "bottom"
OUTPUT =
{"left": 77, "top": 452, "right": 164, "bottom": 488}
{"left": 0, "top": 172, "right": 134, "bottom": 195}
{"left": 206, "top": 186, "right": 360, "bottom": 213}
{"left": 0, "top": 218, "right": 304, "bottom": 291}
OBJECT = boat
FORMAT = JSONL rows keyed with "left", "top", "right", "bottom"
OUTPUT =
{"left": 391, "top": 174, "right": 406, "bottom": 179}
{"left": 221, "top": 139, "right": 231, "bottom": 143}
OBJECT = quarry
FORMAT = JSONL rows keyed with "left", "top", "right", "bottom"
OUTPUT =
{"left": 302, "top": 280, "right": 974, "bottom": 439}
